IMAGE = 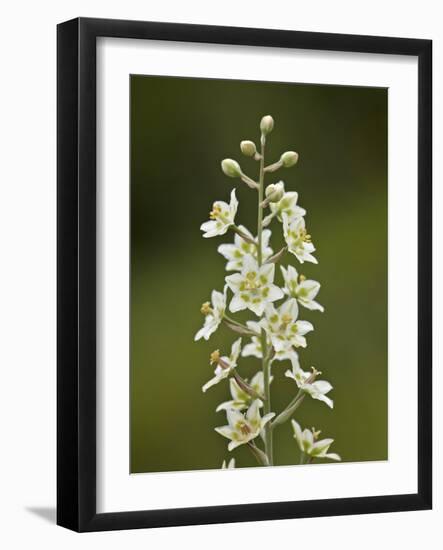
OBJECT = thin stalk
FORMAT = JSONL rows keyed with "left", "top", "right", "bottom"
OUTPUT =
{"left": 257, "top": 135, "right": 273, "bottom": 465}
{"left": 271, "top": 391, "right": 305, "bottom": 429}
{"left": 247, "top": 441, "right": 270, "bottom": 466}
{"left": 223, "top": 315, "right": 258, "bottom": 335}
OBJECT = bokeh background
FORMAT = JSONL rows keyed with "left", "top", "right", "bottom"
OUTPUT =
{"left": 130, "top": 75, "right": 387, "bottom": 473}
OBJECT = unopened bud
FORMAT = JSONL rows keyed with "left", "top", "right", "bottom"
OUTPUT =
{"left": 240, "top": 140, "right": 257, "bottom": 157}
{"left": 221, "top": 158, "right": 242, "bottom": 178}
{"left": 280, "top": 151, "right": 299, "bottom": 168}
{"left": 265, "top": 181, "right": 284, "bottom": 203}
{"left": 260, "top": 115, "right": 274, "bottom": 136}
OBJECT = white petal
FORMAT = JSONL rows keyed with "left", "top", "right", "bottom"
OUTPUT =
{"left": 230, "top": 337, "right": 242, "bottom": 362}
{"left": 241, "top": 340, "right": 262, "bottom": 358}
{"left": 241, "top": 254, "right": 259, "bottom": 274}
{"left": 261, "top": 228, "right": 272, "bottom": 249}
{"left": 211, "top": 289, "right": 226, "bottom": 310}
{"left": 258, "top": 263, "right": 273, "bottom": 285}
{"left": 291, "top": 419, "right": 303, "bottom": 447}
{"left": 296, "top": 320, "right": 314, "bottom": 335}
{"left": 311, "top": 380, "right": 333, "bottom": 394}
{"left": 200, "top": 220, "right": 219, "bottom": 238}
{"left": 216, "top": 399, "right": 247, "bottom": 412}
{"left": 225, "top": 273, "right": 243, "bottom": 293}
{"left": 302, "top": 429, "right": 314, "bottom": 453}
{"left": 202, "top": 374, "right": 222, "bottom": 392}
{"left": 279, "top": 297, "right": 299, "bottom": 320}
{"left": 229, "top": 294, "right": 248, "bottom": 313}
{"left": 248, "top": 300, "right": 266, "bottom": 316}
{"left": 313, "top": 394, "right": 334, "bottom": 409}
{"left": 250, "top": 371, "right": 264, "bottom": 391}
{"left": 218, "top": 243, "right": 237, "bottom": 261}
{"left": 228, "top": 439, "right": 245, "bottom": 451}
{"left": 215, "top": 425, "right": 234, "bottom": 440}
{"left": 229, "top": 377, "right": 248, "bottom": 401}
{"left": 324, "top": 453, "right": 341, "bottom": 461}
{"left": 245, "top": 400, "right": 261, "bottom": 423}
{"left": 298, "top": 280, "right": 320, "bottom": 300}
{"left": 227, "top": 408, "right": 245, "bottom": 427}
{"left": 229, "top": 188, "right": 238, "bottom": 217}
{"left": 312, "top": 438, "right": 334, "bottom": 456}
{"left": 266, "top": 284, "right": 285, "bottom": 303}
{"left": 194, "top": 317, "right": 217, "bottom": 341}
{"left": 299, "top": 298, "right": 324, "bottom": 312}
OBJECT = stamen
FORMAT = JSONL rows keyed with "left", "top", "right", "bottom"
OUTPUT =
{"left": 201, "top": 302, "right": 212, "bottom": 315}
{"left": 239, "top": 422, "right": 251, "bottom": 435}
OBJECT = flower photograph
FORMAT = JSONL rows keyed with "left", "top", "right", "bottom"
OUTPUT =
{"left": 130, "top": 75, "right": 387, "bottom": 473}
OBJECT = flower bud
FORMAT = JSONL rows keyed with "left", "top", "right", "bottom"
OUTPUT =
{"left": 260, "top": 115, "right": 274, "bottom": 135}
{"left": 280, "top": 151, "right": 299, "bottom": 168}
{"left": 221, "top": 158, "right": 242, "bottom": 178}
{"left": 265, "top": 181, "right": 284, "bottom": 203}
{"left": 240, "top": 140, "right": 257, "bottom": 157}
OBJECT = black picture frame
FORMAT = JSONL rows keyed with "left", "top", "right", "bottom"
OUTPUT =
{"left": 57, "top": 17, "right": 432, "bottom": 532}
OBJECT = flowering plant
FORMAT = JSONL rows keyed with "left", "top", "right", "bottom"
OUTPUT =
{"left": 195, "top": 116, "right": 340, "bottom": 467}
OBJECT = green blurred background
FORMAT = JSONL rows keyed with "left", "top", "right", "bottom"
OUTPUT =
{"left": 130, "top": 75, "right": 387, "bottom": 473}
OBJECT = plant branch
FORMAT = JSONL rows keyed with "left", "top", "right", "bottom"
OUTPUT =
{"left": 264, "top": 160, "right": 283, "bottom": 173}
{"left": 231, "top": 225, "right": 257, "bottom": 246}
{"left": 265, "top": 246, "right": 287, "bottom": 265}
{"left": 247, "top": 441, "right": 270, "bottom": 466}
{"left": 271, "top": 390, "right": 305, "bottom": 429}
{"left": 223, "top": 317, "right": 258, "bottom": 336}
{"left": 240, "top": 173, "right": 259, "bottom": 190}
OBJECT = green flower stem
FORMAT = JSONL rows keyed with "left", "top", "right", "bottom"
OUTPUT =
{"left": 240, "top": 173, "right": 259, "bottom": 190}
{"left": 264, "top": 160, "right": 283, "bottom": 173}
{"left": 271, "top": 390, "right": 305, "bottom": 429}
{"left": 231, "top": 225, "right": 257, "bottom": 246}
{"left": 223, "top": 315, "right": 257, "bottom": 336}
{"left": 257, "top": 135, "right": 273, "bottom": 465}
{"left": 272, "top": 368, "right": 319, "bottom": 429}
{"left": 265, "top": 246, "right": 288, "bottom": 265}
{"left": 247, "top": 441, "right": 270, "bottom": 466}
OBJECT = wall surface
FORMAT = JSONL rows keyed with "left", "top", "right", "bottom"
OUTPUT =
{"left": 0, "top": 1, "right": 440, "bottom": 548}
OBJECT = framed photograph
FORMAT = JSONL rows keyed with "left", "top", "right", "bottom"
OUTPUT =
{"left": 57, "top": 17, "right": 432, "bottom": 531}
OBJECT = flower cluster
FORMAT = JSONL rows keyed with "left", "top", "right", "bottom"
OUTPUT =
{"left": 195, "top": 115, "right": 340, "bottom": 468}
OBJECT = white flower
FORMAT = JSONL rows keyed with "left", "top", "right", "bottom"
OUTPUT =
{"left": 260, "top": 299, "right": 314, "bottom": 353}
{"left": 218, "top": 226, "right": 273, "bottom": 271}
{"left": 200, "top": 188, "right": 238, "bottom": 238}
{"left": 194, "top": 286, "right": 227, "bottom": 341}
{"left": 281, "top": 265, "right": 324, "bottom": 312}
{"left": 202, "top": 338, "right": 242, "bottom": 393}
{"left": 283, "top": 214, "right": 317, "bottom": 264}
{"left": 216, "top": 371, "right": 266, "bottom": 412}
{"left": 291, "top": 420, "right": 341, "bottom": 461}
{"left": 242, "top": 320, "right": 301, "bottom": 364}
{"left": 225, "top": 255, "right": 284, "bottom": 316}
{"left": 215, "top": 400, "right": 275, "bottom": 451}
{"left": 263, "top": 183, "right": 306, "bottom": 226}
{"left": 285, "top": 363, "right": 334, "bottom": 409}
{"left": 222, "top": 458, "right": 236, "bottom": 469}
